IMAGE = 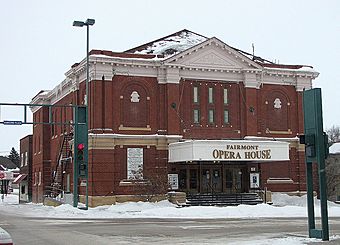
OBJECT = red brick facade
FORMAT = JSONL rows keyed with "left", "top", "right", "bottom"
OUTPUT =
{"left": 30, "top": 30, "right": 320, "bottom": 203}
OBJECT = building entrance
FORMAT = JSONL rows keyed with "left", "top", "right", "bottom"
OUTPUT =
{"left": 175, "top": 163, "right": 248, "bottom": 194}
{"left": 202, "top": 167, "right": 222, "bottom": 193}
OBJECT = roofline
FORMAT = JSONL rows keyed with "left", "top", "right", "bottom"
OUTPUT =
{"left": 164, "top": 36, "right": 263, "bottom": 70}
{"left": 124, "top": 29, "right": 208, "bottom": 54}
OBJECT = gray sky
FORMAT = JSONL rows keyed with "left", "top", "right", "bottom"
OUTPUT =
{"left": 0, "top": 0, "right": 339, "bottom": 154}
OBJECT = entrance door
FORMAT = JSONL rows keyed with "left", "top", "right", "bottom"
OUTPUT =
{"left": 202, "top": 167, "right": 222, "bottom": 193}
{"left": 225, "top": 168, "right": 242, "bottom": 194}
{"left": 189, "top": 169, "right": 199, "bottom": 193}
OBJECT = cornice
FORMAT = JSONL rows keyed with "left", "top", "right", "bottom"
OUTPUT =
{"left": 30, "top": 43, "right": 319, "bottom": 109}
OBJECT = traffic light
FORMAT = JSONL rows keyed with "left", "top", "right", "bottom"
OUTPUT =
{"left": 298, "top": 134, "right": 316, "bottom": 159}
{"left": 77, "top": 143, "right": 85, "bottom": 161}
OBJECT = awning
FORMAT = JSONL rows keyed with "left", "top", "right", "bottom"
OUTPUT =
{"left": 168, "top": 140, "right": 290, "bottom": 163}
{"left": 12, "top": 174, "right": 27, "bottom": 184}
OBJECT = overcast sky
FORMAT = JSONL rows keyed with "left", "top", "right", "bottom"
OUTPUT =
{"left": 0, "top": 0, "right": 339, "bottom": 154}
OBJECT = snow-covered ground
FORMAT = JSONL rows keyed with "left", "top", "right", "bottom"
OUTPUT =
{"left": 1, "top": 192, "right": 340, "bottom": 244}
{"left": 1, "top": 192, "right": 340, "bottom": 219}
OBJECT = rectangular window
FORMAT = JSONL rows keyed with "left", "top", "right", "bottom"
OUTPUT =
{"left": 193, "top": 86, "right": 199, "bottom": 103}
{"left": 21, "top": 153, "right": 24, "bottom": 167}
{"left": 38, "top": 171, "right": 42, "bottom": 186}
{"left": 208, "top": 109, "right": 214, "bottom": 124}
{"left": 208, "top": 87, "right": 214, "bottom": 104}
{"left": 127, "top": 148, "right": 143, "bottom": 180}
{"left": 193, "top": 109, "right": 200, "bottom": 123}
{"left": 25, "top": 152, "right": 28, "bottom": 166}
{"left": 51, "top": 112, "right": 55, "bottom": 136}
{"left": 34, "top": 172, "right": 37, "bottom": 186}
{"left": 223, "top": 88, "right": 228, "bottom": 104}
{"left": 224, "top": 110, "right": 229, "bottom": 124}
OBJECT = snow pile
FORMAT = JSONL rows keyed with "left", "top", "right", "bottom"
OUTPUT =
{"left": 229, "top": 235, "right": 340, "bottom": 245}
{"left": 0, "top": 193, "right": 18, "bottom": 205}
{"left": 330, "top": 142, "right": 340, "bottom": 154}
{"left": 134, "top": 30, "right": 207, "bottom": 58}
{"left": 1, "top": 192, "right": 340, "bottom": 219}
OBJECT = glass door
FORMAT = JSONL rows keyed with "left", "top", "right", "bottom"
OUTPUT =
{"left": 189, "top": 169, "right": 199, "bottom": 193}
{"left": 201, "top": 167, "right": 222, "bottom": 193}
{"left": 225, "top": 168, "right": 242, "bottom": 194}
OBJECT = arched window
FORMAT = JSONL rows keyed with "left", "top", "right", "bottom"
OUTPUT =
{"left": 120, "top": 83, "right": 149, "bottom": 128}
{"left": 265, "top": 90, "right": 290, "bottom": 131}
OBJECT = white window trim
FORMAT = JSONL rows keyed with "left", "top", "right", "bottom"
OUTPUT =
{"left": 21, "top": 153, "right": 24, "bottom": 167}
{"left": 38, "top": 172, "right": 42, "bottom": 186}
{"left": 25, "top": 152, "right": 28, "bottom": 166}
{"left": 224, "top": 88, "right": 228, "bottom": 104}
{"left": 208, "top": 87, "right": 214, "bottom": 104}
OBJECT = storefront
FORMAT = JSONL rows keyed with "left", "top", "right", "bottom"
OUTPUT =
{"left": 168, "top": 140, "right": 289, "bottom": 194}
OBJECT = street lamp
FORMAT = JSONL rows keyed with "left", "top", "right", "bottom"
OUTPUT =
{"left": 73, "top": 18, "right": 95, "bottom": 106}
{"left": 73, "top": 18, "right": 95, "bottom": 210}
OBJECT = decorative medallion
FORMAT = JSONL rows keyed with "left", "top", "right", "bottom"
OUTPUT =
{"left": 274, "top": 98, "right": 282, "bottom": 109}
{"left": 130, "top": 91, "right": 140, "bottom": 103}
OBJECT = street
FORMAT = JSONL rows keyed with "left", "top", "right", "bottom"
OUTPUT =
{"left": 1, "top": 211, "right": 340, "bottom": 245}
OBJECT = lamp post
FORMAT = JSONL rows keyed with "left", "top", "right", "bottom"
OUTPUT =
{"left": 73, "top": 18, "right": 95, "bottom": 210}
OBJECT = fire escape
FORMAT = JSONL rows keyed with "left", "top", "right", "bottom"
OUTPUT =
{"left": 48, "top": 133, "right": 73, "bottom": 197}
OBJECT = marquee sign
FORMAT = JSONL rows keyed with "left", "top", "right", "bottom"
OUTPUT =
{"left": 169, "top": 140, "right": 289, "bottom": 162}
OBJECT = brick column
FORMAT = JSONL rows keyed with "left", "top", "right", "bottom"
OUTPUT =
{"left": 244, "top": 87, "right": 258, "bottom": 136}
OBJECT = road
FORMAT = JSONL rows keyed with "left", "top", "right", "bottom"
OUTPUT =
{"left": 1, "top": 211, "right": 340, "bottom": 244}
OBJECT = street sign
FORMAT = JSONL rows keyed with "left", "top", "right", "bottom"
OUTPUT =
{"left": 3, "top": 120, "right": 22, "bottom": 125}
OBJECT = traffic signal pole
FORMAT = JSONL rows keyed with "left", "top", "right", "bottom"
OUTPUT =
{"left": 0, "top": 103, "right": 88, "bottom": 209}
{"left": 302, "top": 88, "right": 329, "bottom": 241}
{"left": 73, "top": 106, "right": 88, "bottom": 208}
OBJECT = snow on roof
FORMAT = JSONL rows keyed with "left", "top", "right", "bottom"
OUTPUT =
{"left": 125, "top": 29, "right": 207, "bottom": 58}
{"left": 330, "top": 142, "right": 340, "bottom": 154}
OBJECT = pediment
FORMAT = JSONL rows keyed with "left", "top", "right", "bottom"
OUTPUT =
{"left": 165, "top": 37, "right": 262, "bottom": 70}
{"left": 187, "top": 50, "right": 242, "bottom": 69}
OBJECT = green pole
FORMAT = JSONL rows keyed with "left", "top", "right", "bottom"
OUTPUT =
{"left": 73, "top": 107, "right": 79, "bottom": 207}
{"left": 303, "top": 88, "right": 329, "bottom": 240}
{"left": 306, "top": 162, "right": 315, "bottom": 236}
{"left": 317, "top": 132, "right": 329, "bottom": 241}
{"left": 84, "top": 21, "right": 90, "bottom": 211}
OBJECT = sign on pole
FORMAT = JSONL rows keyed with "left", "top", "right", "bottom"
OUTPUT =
{"left": 302, "top": 88, "right": 329, "bottom": 241}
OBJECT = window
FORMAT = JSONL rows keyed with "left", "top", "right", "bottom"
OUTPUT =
{"left": 193, "top": 109, "right": 200, "bottom": 124}
{"left": 34, "top": 172, "right": 38, "bottom": 186}
{"left": 208, "top": 109, "right": 214, "bottom": 124}
{"left": 224, "top": 110, "right": 229, "bottom": 124}
{"left": 38, "top": 171, "right": 41, "bottom": 186}
{"left": 21, "top": 153, "right": 24, "bottom": 167}
{"left": 34, "top": 137, "right": 36, "bottom": 154}
{"left": 38, "top": 136, "right": 40, "bottom": 153}
{"left": 223, "top": 88, "right": 228, "bottom": 104}
{"left": 51, "top": 112, "right": 55, "bottom": 136}
{"left": 25, "top": 152, "right": 28, "bottom": 166}
{"left": 21, "top": 185, "right": 26, "bottom": 194}
{"left": 208, "top": 87, "right": 214, "bottom": 104}
{"left": 193, "top": 86, "right": 199, "bottom": 103}
{"left": 127, "top": 148, "right": 143, "bottom": 180}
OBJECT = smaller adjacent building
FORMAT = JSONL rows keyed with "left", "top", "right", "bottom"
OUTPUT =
{"left": 326, "top": 142, "right": 340, "bottom": 202}
{"left": 13, "top": 135, "right": 33, "bottom": 202}
{"left": 0, "top": 156, "right": 18, "bottom": 194}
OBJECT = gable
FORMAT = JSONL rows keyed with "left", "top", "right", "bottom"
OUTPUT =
{"left": 165, "top": 37, "right": 262, "bottom": 70}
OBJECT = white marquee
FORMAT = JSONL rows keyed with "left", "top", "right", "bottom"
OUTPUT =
{"left": 169, "top": 140, "right": 290, "bottom": 163}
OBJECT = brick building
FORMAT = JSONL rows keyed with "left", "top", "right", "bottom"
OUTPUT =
{"left": 14, "top": 135, "right": 33, "bottom": 202}
{"left": 30, "top": 30, "right": 319, "bottom": 206}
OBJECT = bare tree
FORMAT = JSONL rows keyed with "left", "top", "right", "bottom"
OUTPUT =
{"left": 132, "top": 167, "right": 169, "bottom": 202}
{"left": 326, "top": 125, "right": 340, "bottom": 146}
{"left": 326, "top": 156, "right": 340, "bottom": 201}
